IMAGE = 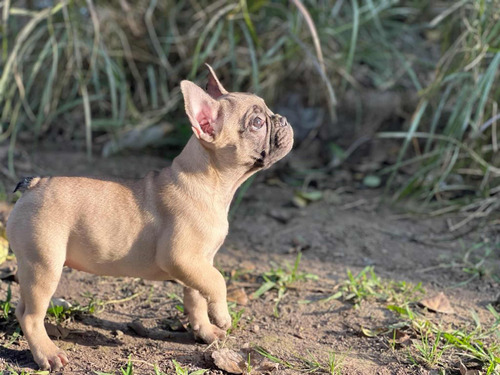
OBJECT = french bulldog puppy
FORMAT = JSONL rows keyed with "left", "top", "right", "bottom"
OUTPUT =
{"left": 6, "top": 65, "right": 293, "bottom": 371}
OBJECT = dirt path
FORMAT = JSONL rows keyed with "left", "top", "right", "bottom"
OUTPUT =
{"left": 0, "top": 151, "right": 499, "bottom": 374}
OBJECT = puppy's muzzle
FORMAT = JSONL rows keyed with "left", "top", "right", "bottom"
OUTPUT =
{"left": 272, "top": 114, "right": 289, "bottom": 128}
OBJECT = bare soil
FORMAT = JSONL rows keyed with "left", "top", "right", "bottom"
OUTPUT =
{"left": 0, "top": 150, "right": 499, "bottom": 375}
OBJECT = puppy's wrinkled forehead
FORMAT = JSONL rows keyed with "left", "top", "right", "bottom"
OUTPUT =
{"left": 220, "top": 92, "right": 271, "bottom": 118}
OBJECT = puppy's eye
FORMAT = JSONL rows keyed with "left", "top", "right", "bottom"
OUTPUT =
{"left": 251, "top": 117, "right": 264, "bottom": 131}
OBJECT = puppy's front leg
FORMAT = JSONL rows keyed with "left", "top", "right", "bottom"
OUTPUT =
{"left": 183, "top": 287, "right": 226, "bottom": 343}
{"left": 174, "top": 261, "right": 231, "bottom": 332}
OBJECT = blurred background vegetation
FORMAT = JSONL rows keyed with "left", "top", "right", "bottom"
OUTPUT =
{"left": 0, "top": 0, "right": 499, "bottom": 218}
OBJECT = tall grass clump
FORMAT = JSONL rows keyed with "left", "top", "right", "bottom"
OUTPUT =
{"left": 0, "top": 0, "right": 340, "bottom": 175}
{"left": 0, "top": 0, "right": 498, "bottom": 217}
{"left": 378, "top": 0, "right": 500, "bottom": 215}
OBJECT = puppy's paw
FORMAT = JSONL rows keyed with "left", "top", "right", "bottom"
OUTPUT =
{"left": 33, "top": 346, "right": 69, "bottom": 371}
{"left": 193, "top": 323, "right": 226, "bottom": 344}
{"left": 209, "top": 304, "right": 232, "bottom": 331}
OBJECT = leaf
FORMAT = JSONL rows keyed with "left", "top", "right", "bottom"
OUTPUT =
{"left": 44, "top": 322, "right": 71, "bottom": 339}
{"left": 211, "top": 348, "right": 278, "bottom": 374}
{"left": 212, "top": 348, "right": 244, "bottom": 374}
{"left": 227, "top": 288, "right": 249, "bottom": 306}
{"left": 252, "top": 280, "right": 276, "bottom": 299}
{"left": 362, "top": 175, "right": 381, "bottom": 188}
{"left": 296, "top": 190, "right": 323, "bottom": 202}
{"left": 419, "top": 292, "right": 455, "bottom": 314}
{"left": 360, "top": 326, "right": 388, "bottom": 337}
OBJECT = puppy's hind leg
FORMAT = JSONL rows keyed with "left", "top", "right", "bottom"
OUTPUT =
{"left": 183, "top": 287, "right": 226, "bottom": 343}
{"left": 15, "top": 246, "right": 68, "bottom": 371}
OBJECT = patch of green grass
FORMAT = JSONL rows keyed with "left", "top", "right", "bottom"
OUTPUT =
{"left": 171, "top": 360, "right": 207, "bottom": 375}
{"left": 460, "top": 241, "right": 500, "bottom": 283}
{"left": 0, "top": 367, "right": 49, "bottom": 375}
{"left": 95, "top": 357, "right": 207, "bottom": 375}
{"left": 227, "top": 301, "right": 245, "bottom": 334}
{"left": 408, "top": 329, "right": 447, "bottom": 368}
{"left": 389, "top": 302, "right": 500, "bottom": 373}
{"left": 46, "top": 296, "right": 101, "bottom": 324}
{"left": 167, "top": 292, "right": 184, "bottom": 314}
{"left": 253, "top": 252, "right": 318, "bottom": 317}
{"left": 46, "top": 291, "right": 142, "bottom": 324}
{"left": 312, "top": 266, "right": 425, "bottom": 309}
{"left": 0, "top": 284, "right": 13, "bottom": 321}
{"left": 255, "top": 346, "right": 346, "bottom": 374}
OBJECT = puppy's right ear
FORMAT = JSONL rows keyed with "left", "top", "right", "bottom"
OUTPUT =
{"left": 181, "top": 80, "right": 221, "bottom": 143}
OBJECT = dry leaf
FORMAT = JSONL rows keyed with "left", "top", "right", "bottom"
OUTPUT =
{"left": 420, "top": 292, "right": 455, "bottom": 314}
{"left": 389, "top": 329, "right": 411, "bottom": 347}
{"left": 212, "top": 348, "right": 244, "bottom": 374}
{"left": 45, "top": 323, "right": 71, "bottom": 339}
{"left": 460, "top": 361, "right": 482, "bottom": 375}
{"left": 212, "top": 348, "right": 278, "bottom": 374}
{"left": 360, "top": 326, "right": 387, "bottom": 337}
{"left": 227, "top": 288, "right": 249, "bottom": 306}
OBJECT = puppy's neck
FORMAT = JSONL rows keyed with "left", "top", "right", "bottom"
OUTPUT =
{"left": 170, "top": 137, "right": 250, "bottom": 209}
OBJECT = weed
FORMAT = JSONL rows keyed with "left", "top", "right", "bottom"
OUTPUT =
{"left": 254, "top": 346, "right": 293, "bottom": 369}
{"left": 120, "top": 356, "right": 134, "bottom": 375}
{"left": 460, "top": 241, "right": 500, "bottom": 283}
{"left": 167, "top": 292, "right": 184, "bottom": 314}
{"left": 227, "top": 302, "right": 245, "bottom": 334}
{"left": 172, "top": 359, "right": 207, "bottom": 375}
{"left": 319, "top": 266, "right": 424, "bottom": 308}
{"left": 0, "top": 366, "right": 49, "bottom": 375}
{"left": 255, "top": 346, "right": 346, "bottom": 373}
{"left": 0, "top": 284, "right": 13, "bottom": 321}
{"left": 46, "top": 295, "right": 103, "bottom": 324}
{"left": 408, "top": 330, "right": 447, "bottom": 368}
{"left": 253, "top": 252, "right": 318, "bottom": 317}
{"left": 328, "top": 351, "right": 345, "bottom": 375}
{"left": 389, "top": 300, "right": 500, "bottom": 373}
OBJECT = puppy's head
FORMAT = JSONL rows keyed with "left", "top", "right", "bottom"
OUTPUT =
{"left": 180, "top": 65, "right": 293, "bottom": 172}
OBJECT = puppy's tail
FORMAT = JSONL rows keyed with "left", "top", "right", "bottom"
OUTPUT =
{"left": 13, "top": 176, "right": 41, "bottom": 193}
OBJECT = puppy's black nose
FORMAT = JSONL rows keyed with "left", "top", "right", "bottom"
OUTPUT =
{"left": 279, "top": 116, "right": 288, "bottom": 127}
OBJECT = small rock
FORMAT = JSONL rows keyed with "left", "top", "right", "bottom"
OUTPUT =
{"left": 267, "top": 209, "right": 293, "bottom": 224}
{"left": 114, "top": 330, "right": 124, "bottom": 338}
{"left": 251, "top": 324, "right": 259, "bottom": 332}
{"left": 50, "top": 297, "right": 72, "bottom": 310}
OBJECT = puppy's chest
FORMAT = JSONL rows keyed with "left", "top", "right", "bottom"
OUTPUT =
{"left": 202, "top": 221, "right": 229, "bottom": 260}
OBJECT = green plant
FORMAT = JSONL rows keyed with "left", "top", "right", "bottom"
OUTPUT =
{"left": 167, "top": 292, "right": 184, "bottom": 314}
{"left": 172, "top": 360, "right": 207, "bottom": 375}
{"left": 252, "top": 252, "right": 318, "bottom": 317}
{"left": 377, "top": 0, "right": 500, "bottom": 208}
{"left": 0, "top": 284, "right": 13, "bottom": 321}
{"left": 327, "top": 350, "right": 345, "bottom": 375}
{"left": 120, "top": 356, "right": 134, "bottom": 375}
{"left": 408, "top": 330, "right": 447, "bottom": 368}
{"left": 227, "top": 302, "right": 245, "bottom": 334}
{"left": 319, "top": 266, "right": 424, "bottom": 308}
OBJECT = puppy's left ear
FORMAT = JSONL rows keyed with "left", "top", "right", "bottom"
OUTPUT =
{"left": 181, "top": 80, "right": 221, "bottom": 143}
{"left": 205, "top": 64, "right": 228, "bottom": 99}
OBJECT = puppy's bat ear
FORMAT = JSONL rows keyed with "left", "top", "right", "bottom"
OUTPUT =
{"left": 205, "top": 63, "right": 228, "bottom": 99}
{"left": 181, "top": 80, "right": 221, "bottom": 143}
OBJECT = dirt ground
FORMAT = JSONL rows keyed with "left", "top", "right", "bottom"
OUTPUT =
{"left": 0, "top": 149, "right": 499, "bottom": 374}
